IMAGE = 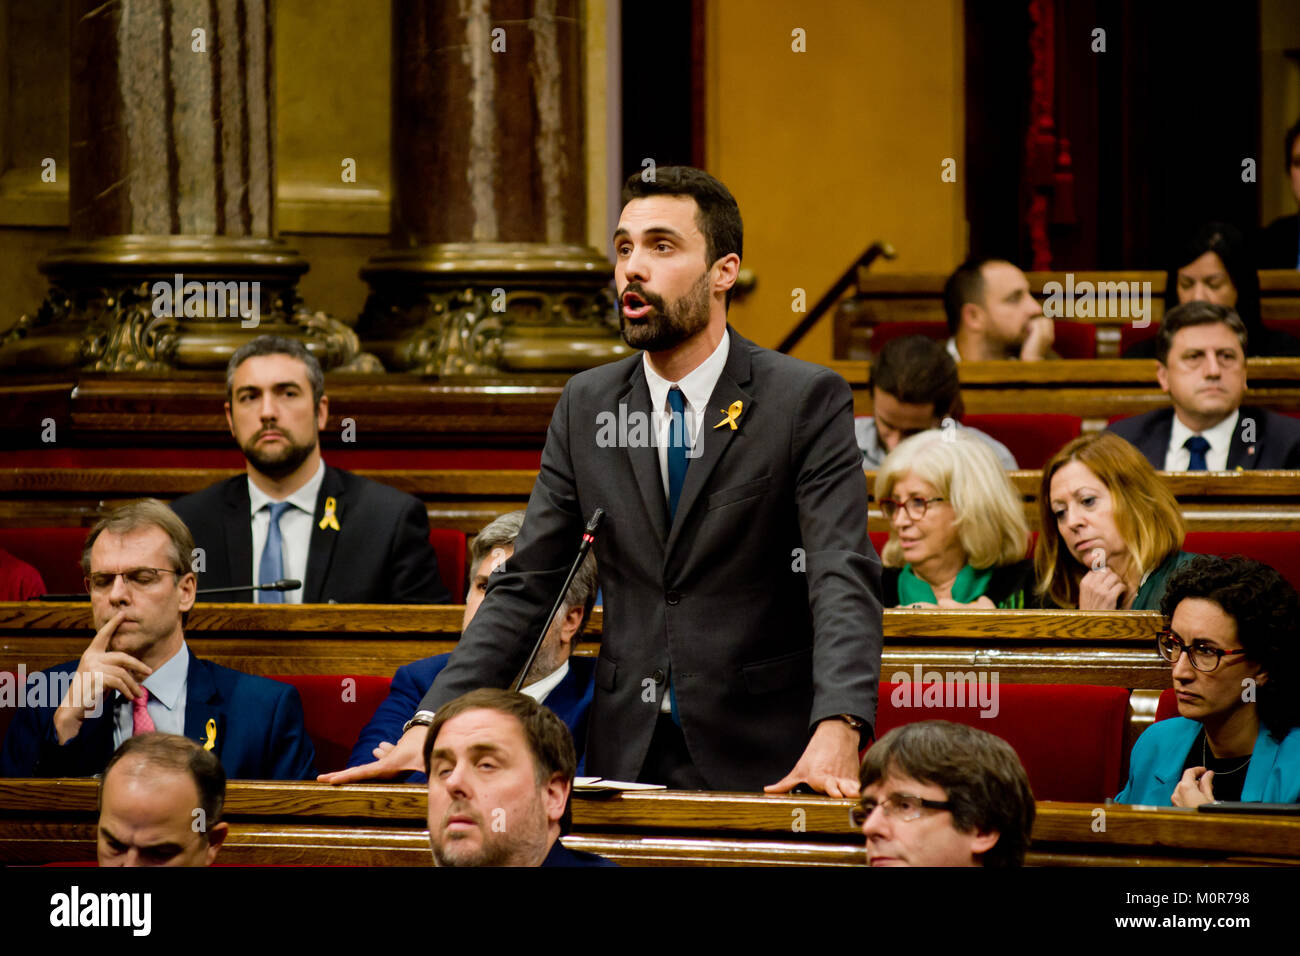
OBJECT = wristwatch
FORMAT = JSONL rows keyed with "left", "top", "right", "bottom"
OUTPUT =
{"left": 402, "top": 710, "right": 436, "bottom": 734}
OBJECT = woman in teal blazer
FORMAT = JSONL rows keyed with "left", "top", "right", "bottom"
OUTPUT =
{"left": 1116, "top": 555, "right": 1300, "bottom": 806}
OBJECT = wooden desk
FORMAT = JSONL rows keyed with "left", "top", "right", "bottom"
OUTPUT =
{"left": 0, "top": 780, "right": 1295, "bottom": 867}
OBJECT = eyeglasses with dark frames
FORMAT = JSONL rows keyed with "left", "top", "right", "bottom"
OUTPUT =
{"left": 1156, "top": 629, "right": 1248, "bottom": 673}
{"left": 878, "top": 496, "right": 945, "bottom": 521}
{"left": 85, "top": 568, "right": 181, "bottom": 594}
{"left": 849, "top": 792, "right": 953, "bottom": 828}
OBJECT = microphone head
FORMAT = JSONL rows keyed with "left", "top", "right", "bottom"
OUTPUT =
{"left": 585, "top": 508, "right": 605, "bottom": 535}
{"left": 271, "top": 579, "right": 303, "bottom": 591}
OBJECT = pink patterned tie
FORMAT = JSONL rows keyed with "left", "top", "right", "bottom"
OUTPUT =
{"left": 132, "top": 687, "right": 155, "bottom": 735}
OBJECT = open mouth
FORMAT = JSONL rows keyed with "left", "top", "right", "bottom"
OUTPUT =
{"left": 621, "top": 290, "right": 654, "bottom": 320}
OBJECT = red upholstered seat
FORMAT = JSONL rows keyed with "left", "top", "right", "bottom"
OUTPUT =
{"left": 865, "top": 321, "right": 1095, "bottom": 359}
{"left": 0, "top": 527, "right": 87, "bottom": 594}
{"left": 1183, "top": 531, "right": 1300, "bottom": 592}
{"left": 429, "top": 528, "right": 467, "bottom": 603}
{"left": 266, "top": 674, "right": 392, "bottom": 772}
{"left": 1119, "top": 321, "right": 1160, "bottom": 356}
{"left": 961, "top": 414, "right": 1083, "bottom": 469}
{"left": 872, "top": 682, "right": 1131, "bottom": 801}
{"left": 1155, "top": 687, "right": 1179, "bottom": 722}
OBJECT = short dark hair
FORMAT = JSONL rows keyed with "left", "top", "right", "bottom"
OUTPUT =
{"left": 1160, "top": 555, "right": 1300, "bottom": 739}
{"left": 943, "top": 257, "right": 1007, "bottom": 335}
{"left": 100, "top": 733, "right": 226, "bottom": 841}
{"left": 859, "top": 720, "right": 1035, "bottom": 868}
{"left": 1284, "top": 117, "right": 1300, "bottom": 172}
{"left": 226, "top": 335, "right": 325, "bottom": 406}
{"left": 1153, "top": 301, "right": 1248, "bottom": 365}
{"left": 423, "top": 689, "right": 578, "bottom": 833}
{"left": 82, "top": 498, "right": 195, "bottom": 578}
{"left": 621, "top": 166, "right": 743, "bottom": 307}
{"left": 868, "top": 335, "right": 963, "bottom": 418}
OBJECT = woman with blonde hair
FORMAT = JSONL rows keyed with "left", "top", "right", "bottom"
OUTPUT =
{"left": 875, "top": 429, "right": 1033, "bottom": 608}
{"left": 1036, "top": 431, "right": 1193, "bottom": 610}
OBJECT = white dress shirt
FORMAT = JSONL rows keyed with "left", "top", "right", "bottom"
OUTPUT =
{"left": 248, "top": 460, "right": 326, "bottom": 603}
{"left": 114, "top": 642, "right": 189, "bottom": 748}
{"left": 642, "top": 332, "right": 730, "bottom": 498}
{"left": 1165, "top": 410, "right": 1238, "bottom": 471}
{"left": 641, "top": 332, "right": 729, "bottom": 713}
{"left": 521, "top": 659, "right": 570, "bottom": 704}
{"left": 945, "top": 337, "right": 962, "bottom": 362}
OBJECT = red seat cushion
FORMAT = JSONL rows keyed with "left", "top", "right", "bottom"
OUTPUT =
{"left": 1155, "top": 687, "right": 1179, "bottom": 722}
{"left": 266, "top": 674, "right": 392, "bottom": 772}
{"left": 429, "top": 528, "right": 467, "bottom": 603}
{"left": 1120, "top": 322, "right": 1160, "bottom": 355}
{"left": 872, "top": 682, "right": 1131, "bottom": 801}
{"left": 0, "top": 527, "right": 88, "bottom": 594}
{"left": 1182, "top": 532, "right": 1300, "bottom": 592}
{"left": 961, "top": 414, "right": 1083, "bottom": 469}
{"left": 867, "top": 322, "right": 949, "bottom": 354}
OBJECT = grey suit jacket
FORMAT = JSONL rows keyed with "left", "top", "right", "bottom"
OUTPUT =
{"left": 417, "top": 327, "right": 883, "bottom": 789}
{"left": 1106, "top": 405, "right": 1300, "bottom": 470}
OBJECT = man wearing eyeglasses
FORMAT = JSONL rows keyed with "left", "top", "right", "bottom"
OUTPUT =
{"left": 853, "top": 721, "right": 1035, "bottom": 867}
{"left": 0, "top": 499, "right": 317, "bottom": 780}
{"left": 1116, "top": 555, "right": 1300, "bottom": 807}
{"left": 1107, "top": 302, "right": 1300, "bottom": 470}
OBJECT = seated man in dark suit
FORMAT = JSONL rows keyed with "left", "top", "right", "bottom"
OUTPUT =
{"left": 0, "top": 499, "right": 317, "bottom": 780}
{"left": 343, "top": 511, "right": 596, "bottom": 780}
{"left": 171, "top": 334, "right": 449, "bottom": 604}
{"left": 98, "top": 732, "right": 228, "bottom": 867}
{"left": 1258, "top": 117, "right": 1300, "bottom": 270}
{"left": 1108, "top": 302, "right": 1300, "bottom": 470}
{"left": 425, "top": 688, "right": 614, "bottom": 867}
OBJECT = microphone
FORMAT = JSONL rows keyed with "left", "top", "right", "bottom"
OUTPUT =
{"left": 38, "top": 579, "right": 303, "bottom": 602}
{"left": 512, "top": 509, "right": 604, "bottom": 692}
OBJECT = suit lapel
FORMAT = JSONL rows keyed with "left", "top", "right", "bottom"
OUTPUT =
{"left": 223, "top": 478, "right": 253, "bottom": 593}
{"left": 182, "top": 655, "right": 225, "bottom": 759}
{"left": 303, "top": 466, "right": 345, "bottom": 603}
{"left": 622, "top": 368, "right": 669, "bottom": 543}
{"left": 666, "top": 329, "right": 753, "bottom": 555}
{"left": 1226, "top": 407, "right": 1259, "bottom": 470}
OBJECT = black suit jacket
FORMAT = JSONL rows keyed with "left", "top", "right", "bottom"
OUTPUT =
{"left": 0, "top": 654, "right": 317, "bottom": 780}
{"left": 1106, "top": 405, "right": 1300, "bottom": 470}
{"left": 1259, "top": 213, "right": 1300, "bottom": 269}
{"left": 172, "top": 465, "right": 450, "bottom": 604}
{"left": 416, "top": 326, "right": 883, "bottom": 790}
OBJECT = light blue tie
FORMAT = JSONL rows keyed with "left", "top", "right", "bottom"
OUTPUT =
{"left": 258, "top": 502, "right": 292, "bottom": 603}
{"left": 1184, "top": 435, "right": 1210, "bottom": 471}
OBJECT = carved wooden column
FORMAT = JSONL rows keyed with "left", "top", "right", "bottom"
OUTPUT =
{"left": 358, "top": 0, "right": 626, "bottom": 375}
{"left": 0, "top": 0, "right": 374, "bottom": 372}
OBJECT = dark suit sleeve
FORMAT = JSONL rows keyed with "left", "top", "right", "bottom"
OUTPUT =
{"left": 415, "top": 382, "right": 583, "bottom": 714}
{"left": 2, "top": 695, "right": 111, "bottom": 779}
{"left": 346, "top": 660, "right": 442, "bottom": 768}
{"left": 266, "top": 684, "right": 318, "bottom": 780}
{"left": 793, "top": 369, "right": 883, "bottom": 733}
{"left": 383, "top": 494, "right": 451, "bottom": 604}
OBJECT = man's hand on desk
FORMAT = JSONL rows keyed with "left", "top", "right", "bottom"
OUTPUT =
{"left": 317, "top": 725, "right": 427, "bottom": 784}
{"left": 763, "top": 717, "right": 862, "bottom": 798}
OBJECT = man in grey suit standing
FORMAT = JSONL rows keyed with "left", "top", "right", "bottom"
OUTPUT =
{"left": 323, "top": 167, "right": 882, "bottom": 795}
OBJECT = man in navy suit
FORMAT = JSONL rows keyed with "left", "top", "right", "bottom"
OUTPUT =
{"left": 1109, "top": 302, "right": 1300, "bottom": 470}
{"left": 0, "top": 500, "right": 316, "bottom": 780}
{"left": 424, "top": 688, "right": 614, "bottom": 867}
{"left": 172, "top": 335, "right": 449, "bottom": 605}
{"left": 343, "top": 511, "right": 596, "bottom": 781}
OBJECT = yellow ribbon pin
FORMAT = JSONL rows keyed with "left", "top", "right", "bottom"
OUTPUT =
{"left": 202, "top": 718, "right": 217, "bottom": 752}
{"left": 318, "top": 496, "right": 341, "bottom": 531}
{"left": 714, "top": 400, "right": 743, "bottom": 430}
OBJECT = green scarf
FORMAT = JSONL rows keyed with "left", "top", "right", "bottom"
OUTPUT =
{"left": 898, "top": 563, "right": 998, "bottom": 607}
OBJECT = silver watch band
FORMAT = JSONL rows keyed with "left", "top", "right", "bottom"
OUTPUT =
{"left": 402, "top": 710, "right": 436, "bottom": 734}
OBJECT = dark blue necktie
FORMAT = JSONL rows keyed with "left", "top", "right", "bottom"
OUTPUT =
{"left": 258, "top": 501, "right": 292, "bottom": 602}
{"left": 1184, "top": 435, "right": 1210, "bottom": 471}
{"left": 666, "top": 386, "right": 690, "bottom": 521}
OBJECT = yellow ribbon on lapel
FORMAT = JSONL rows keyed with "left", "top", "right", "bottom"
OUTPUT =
{"left": 319, "top": 496, "right": 341, "bottom": 531}
{"left": 202, "top": 718, "right": 217, "bottom": 751}
{"left": 714, "top": 400, "right": 743, "bottom": 430}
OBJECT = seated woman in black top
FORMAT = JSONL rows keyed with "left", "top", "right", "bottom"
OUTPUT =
{"left": 875, "top": 429, "right": 1033, "bottom": 608}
